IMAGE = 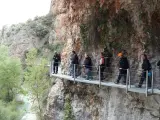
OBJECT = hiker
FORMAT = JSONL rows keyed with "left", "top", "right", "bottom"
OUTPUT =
{"left": 115, "top": 52, "right": 129, "bottom": 84}
{"left": 53, "top": 51, "right": 61, "bottom": 74}
{"left": 137, "top": 54, "right": 151, "bottom": 88}
{"left": 83, "top": 53, "right": 92, "bottom": 80}
{"left": 70, "top": 51, "right": 79, "bottom": 77}
{"left": 99, "top": 52, "right": 105, "bottom": 80}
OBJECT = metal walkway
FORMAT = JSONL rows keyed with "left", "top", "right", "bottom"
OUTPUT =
{"left": 51, "top": 73, "right": 160, "bottom": 96}
{"left": 49, "top": 62, "right": 160, "bottom": 97}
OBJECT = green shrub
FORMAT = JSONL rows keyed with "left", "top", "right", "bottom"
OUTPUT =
{"left": 64, "top": 94, "right": 75, "bottom": 120}
{"left": 29, "top": 22, "right": 49, "bottom": 39}
{"left": 0, "top": 100, "right": 23, "bottom": 120}
{"left": 27, "top": 14, "right": 53, "bottom": 39}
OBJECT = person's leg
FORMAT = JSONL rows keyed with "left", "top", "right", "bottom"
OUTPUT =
{"left": 76, "top": 65, "right": 78, "bottom": 77}
{"left": 86, "top": 68, "right": 89, "bottom": 80}
{"left": 56, "top": 65, "right": 58, "bottom": 74}
{"left": 89, "top": 69, "right": 92, "bottom": 80}
{"left": 148, "top": 76, "right": 151, "bottom": 88}
{"left": 122, "top": 70, "right": 127, "bottom": 84}
{"left": 53, "top": 63, "right": 56, "bottom": 74}
{"left": 71, "top": 64, "right": 74, "bottom": 77}
{"left": 116, "top": 69, "right": 122, "bottom": 83}
{"left": 138, "top": 71, "right": 146, "bottom": 87}
{"left": 100, "top": 66, "right": 105, "bottom": 80}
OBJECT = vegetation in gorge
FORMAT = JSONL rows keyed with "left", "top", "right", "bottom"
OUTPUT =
{"left": 24, "top": 48, "right": 50, "bottom": 120}
{"left": 0, "top": 100, "right": 23, "bottom": 120}
{"left": 0, "top": 45, "right": 23, "bottom": 120}
{"left": 64, "top": 94, "right": 75, "bottom": 120}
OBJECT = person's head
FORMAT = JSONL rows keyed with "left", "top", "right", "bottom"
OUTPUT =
{"left": 85, "top": 53, "right": 89, "bottom": 58}
{"left": 142, "top": 54, "right": 148, "bottom": 60}
{"left": 72, "top": 51, "right": 76, "bottom": 54}
{"left": 118, "top": 52, "right": 123, "bottom": 58}
{"left": 54, "top": 51, "right": 57, "bottom": 54}
{"left": 101, "top": 52, "right": 104, "bottom": 57}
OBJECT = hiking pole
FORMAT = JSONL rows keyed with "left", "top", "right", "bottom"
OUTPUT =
{"left": 99, "top": 65, "right": 101, "bottom": 87}
{"left": 146, "top": 71, "right": 148, "bottom": 97}
{"left": 49, "top": 61, "right": 52, "bottom": 77}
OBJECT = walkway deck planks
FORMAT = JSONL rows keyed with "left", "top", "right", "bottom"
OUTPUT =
{"left": 51, "top": 74, "right": 160, "bottom": 95}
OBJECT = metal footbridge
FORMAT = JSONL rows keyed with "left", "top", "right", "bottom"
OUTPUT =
{"left": 49, "top": 63, "right": 160, "bottom": 97}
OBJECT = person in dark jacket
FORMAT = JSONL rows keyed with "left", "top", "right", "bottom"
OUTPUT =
{"left": 83, "top": 53, "right": 92, "bottom": 80}
{"left": 115, "top": 52, "right": 129, "bottom": 84}
{"left": 137, "top": 54, "right": 151, "bottom": 88}
{"left": 70, "top": 51, "right": 79, "bottom": 77}
{"left": 53, "top": 51, "right": 61, "bottom": 74}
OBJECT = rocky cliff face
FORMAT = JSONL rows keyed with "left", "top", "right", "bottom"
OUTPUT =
{"left": 50, "top": 0, "right": 160, "bottom": 72}
{"left": 45, "top": 0, "right": 160, "bottom": 120}
{"left": 45, "top": 79, "right": 160, "bottom": 120}
{"left": 0, "top": 14, "right": 55, "bottom": 59}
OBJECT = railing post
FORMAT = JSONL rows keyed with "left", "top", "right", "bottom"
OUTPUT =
{"left": 146, "top": 71, "right": 148, "bottom": 97}
{"left": 99, "top": 65, "right": 101, "bottom": 87}
{"left": 74, "top": 64, "right": 76, "bottom": 83}
{"left": 49, "top": 61, "right": 52, "bottom": 77}
{"left": 129, "top": 69, "right": 131, "bottom": 88}
{"left": 151, "top": 70, "right": 154, "bottom": 94}
{"left": 126, "top": 69, "right": 129, "bottom": 93}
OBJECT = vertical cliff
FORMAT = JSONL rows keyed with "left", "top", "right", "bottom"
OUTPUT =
{"left": 49, "top": 0, "right": 160, "bottom": 71}
{"left": 45, "top": 0, "right": 160, "bottom": 120}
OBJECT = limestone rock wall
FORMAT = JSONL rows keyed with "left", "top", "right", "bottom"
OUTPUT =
{"left": 50, "top": 0, "right": 160, "bottom": 65}
{"left": 45, "top": 0, "right": 160, "bottom": 120}
{"left": 45, "top": 79, "right": 160, "bottom": 120}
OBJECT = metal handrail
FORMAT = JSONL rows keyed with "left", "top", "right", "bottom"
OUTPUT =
{"left": 50, "top": 61, "right": 160, "bottom": 97}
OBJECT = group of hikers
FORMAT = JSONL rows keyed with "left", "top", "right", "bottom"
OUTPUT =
{"left": 52, "top": 50, "right": 159, "bottom": 88}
